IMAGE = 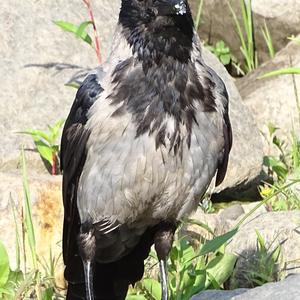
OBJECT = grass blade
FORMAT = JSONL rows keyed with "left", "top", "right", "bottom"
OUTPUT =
{"left": 194, "top": 0, "right": 204, "bottom": 30}
{"left": 10, "top": 195, "right": 21, "bottom": 270}
{"left": 199, "top": 228, "right": 238, "bottom": 256}
{"left": 260, "top": 68, "right": 300, "bottom": 79}
{"left": 261, "top": 20, "right": 275, "bottom": 58}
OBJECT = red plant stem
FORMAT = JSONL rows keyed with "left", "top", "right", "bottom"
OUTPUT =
{"left": 83, "top": 0, "right": 102, "bottom": 64}
{"left": 52, "top": 153, "right": 56, "bottom": 176}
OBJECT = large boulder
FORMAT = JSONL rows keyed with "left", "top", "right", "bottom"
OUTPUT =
{"left": 191, "top": 274, "right": 300, "bottom": 300}
{"left": 192, "top": 0, "right": 300, "bottom": 63}
{"left": 236, "top": 36, "right": 300, "bottom": 154}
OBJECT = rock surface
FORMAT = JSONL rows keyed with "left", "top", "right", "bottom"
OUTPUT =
{"left": 236, "top": 36, "right": 300, "bottom": 154}
{"left": 191, "top": 274, "right": 300, "bottom": 300}
{"left": 193, "top": 0, "right": 300, "bottom": 63}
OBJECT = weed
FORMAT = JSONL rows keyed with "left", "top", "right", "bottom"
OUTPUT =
{"left": 260, "top": 36, "right": 300, "bottom": 78}
{"left": 243, "top": 231, "right": 283, "bottom": 287}
{"left": 261, "top": 21, "right": 275, "bottom": 59}
{"left": 127, "top": 223, "right": 237, "bottom": 300}
{"left": 260, "top": 67, "right": 300, "bottom": 78}
{"left": 194, "top": 0, "right": 204, "bottom": 31}
{"left": 260, "top": 125, "right": 300, "bottom": 211}
{"left": 55, "top": 0, "right": 101, "bottom": 63}
{"left": 18, "top": 119, "right": 64, "bottom": 175}
{"left": 206, "top": 41, "right": 235, "bottom": 66}
{"left": 227, "top": 0, "right": 257, "bottom": 73}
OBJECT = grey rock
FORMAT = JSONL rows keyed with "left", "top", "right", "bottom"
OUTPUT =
{"left": 191, "top": 274, "right": 300, "bottom": 300}
{"left": 219, "top": 204, "right": 245, "bottom": 222}
{"left": 227, "top": 211, "right": 300, "bottom": 288}
{"left": 236, "top": 36, "right": 300, "bottom": 154}
{"left": 190, "top": 288, "right": 248, "bottom": 300}
{"left": 192, "top": 0, "right": 300, "bottom": 63}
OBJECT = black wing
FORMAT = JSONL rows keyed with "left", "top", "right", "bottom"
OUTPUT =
{"left": 60, "top": 73, "right": 103, "bottom": 281}
{"left": 215, "top": 81, "right": 232, "bottom": 187}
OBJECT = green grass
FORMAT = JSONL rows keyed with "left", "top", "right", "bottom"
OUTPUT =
{"left": 194, "top": 0, "right": 204, "bottom": 31}
{"left": 260, "top": 125, "right": 300, "bottom": 211}
{"left": 261, "top": 20, "right": 275, "bottom": 59}
{"left": 227, "top": 0, "right": 257, "bottom": 73}
{"left": 230, "top": 230, "right": 283, "bottom": 289}
{"left": 261, "top": 36, "right": 300, "bottom": 79}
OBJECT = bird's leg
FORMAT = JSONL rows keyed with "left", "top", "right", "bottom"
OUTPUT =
{"left": 154, "top": 222, "right": 176, "bottom": 300}
{"left": 159, "top": 259, "right": 168, "bottom": 300}
{"left": 83, "top": 260, "right": 94, "bottom": 300}
{"left": 78, "top": 222, "right": 96, "bottom": 300}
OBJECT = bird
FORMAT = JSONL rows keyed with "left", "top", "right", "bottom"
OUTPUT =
{"left": 60, "top": 0, "right": 232, "bottom": 299}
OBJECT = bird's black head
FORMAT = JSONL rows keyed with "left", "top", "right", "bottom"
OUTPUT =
{"left": 119, "top": 0, "right": 194, "bottom": 66}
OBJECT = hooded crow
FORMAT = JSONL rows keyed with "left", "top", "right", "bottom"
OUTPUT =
{"left": 60, "top": 0, "right": 232, "bottom": 299}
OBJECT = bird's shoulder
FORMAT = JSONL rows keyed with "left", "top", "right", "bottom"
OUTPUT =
{"left": 60, "top": 68, "right": 104, "bottom": 173}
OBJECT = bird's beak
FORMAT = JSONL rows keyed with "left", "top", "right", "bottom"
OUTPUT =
{"left": 154, "top": 0, "right": 187, "bottom": 16}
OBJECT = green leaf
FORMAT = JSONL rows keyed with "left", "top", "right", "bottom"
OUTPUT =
{"left": 18, "top": 129, "right": 51, "bottom": 144}
{"left": 199, "top": 228, "right": 238, "bottom": 256}
{"left": 76, "top": 21, "right": 93, "bottom": 41}
{"left": 42, "top": 287, "right": 54, "bottom": 300}
{"left": 47, "top": 119, "right": 65, "bottom": 143}
{"left": 34, "top": 140, "right": 53, "bottom": 165}
{"left": 205, "top": 253, "right": 237, "bottom": 288}
{"left": 54, "top": 20, "right": 93, "bottom": 45}
{"left": 220, "top": 54, "right": 231, "bottom": 65}
{"left": 206, "top": 272, "right": 221, "bottom": 289}
{"left": 141, "top": 278, "right": 161, "bottom": 300}
{"left": 263, "top": 156, "right": 288, "bottom": 179}
{"left": 0, "top": 241, "right": 10, "bottom": 287}
{"left": 1, "top": 270, "right": 24, "bottom": 298}
{"left": 255, "top": 230, "right": 266, "bottom": 250}
{"left": 181, "top": 240, "right": 195, "bottom": 264}
{"left": 126, "top": 296, "right": 148, "bottom": 300}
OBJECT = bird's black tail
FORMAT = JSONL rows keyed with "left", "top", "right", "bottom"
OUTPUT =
{"left": 65, "top": 228, "right": 155, "bottom": 300}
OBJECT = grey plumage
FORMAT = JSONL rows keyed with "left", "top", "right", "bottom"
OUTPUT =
{"left": 60, "top": 1, "right": 231, "bottom": 299}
